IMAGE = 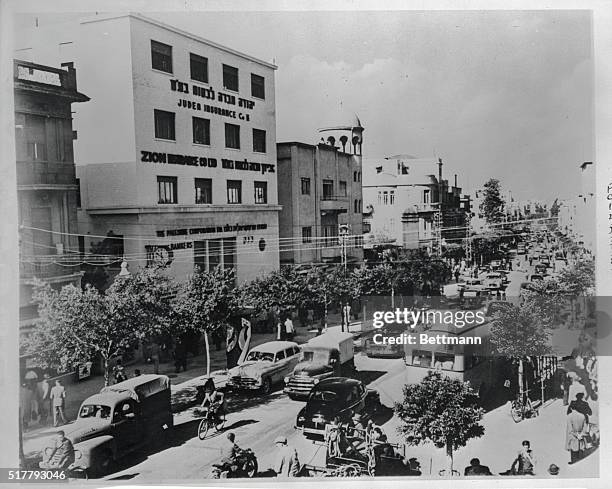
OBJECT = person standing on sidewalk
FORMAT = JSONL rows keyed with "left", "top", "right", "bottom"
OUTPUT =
{"left": 50, "top": 379, "right": 67, "bottom": 427}
{"left": 39, "top": 374, "right": 51, "bottom": 425}
{"left": 284, "top": 316, "right": 295, "bottom": 341}
{"left": 566, "top": 402, "right": 588, "bottom": 464}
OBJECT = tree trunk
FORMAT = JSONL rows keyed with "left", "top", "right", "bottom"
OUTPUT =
{"left": 103, "top": 357, "right": 110, "bottom": 387}
{"left": 445, "top": 441, "right": 454, "bottom": 477}
{"left": 204, "top": 331, "right": 211, "bottom": 377}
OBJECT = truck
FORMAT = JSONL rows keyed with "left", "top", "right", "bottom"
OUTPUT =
{"left": 284, "top": 331, "right": 354, "bottom": 400}
{"left": 64, "top": 374, "right": 173, "bottom": 477}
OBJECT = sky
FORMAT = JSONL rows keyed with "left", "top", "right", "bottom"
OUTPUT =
{"left": 15, "top": 9, "right": 594, "bottom": 201}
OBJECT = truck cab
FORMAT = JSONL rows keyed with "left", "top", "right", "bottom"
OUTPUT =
{"left": 66, "top": 374, "right": 172, "bottom": 476}
{"left": 284, "top": 331, "right": 354, "bottom": 400}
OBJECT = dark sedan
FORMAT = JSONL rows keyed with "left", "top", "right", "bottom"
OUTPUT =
{"left": 295, "top": 377, "right": 381, "bottom": 439}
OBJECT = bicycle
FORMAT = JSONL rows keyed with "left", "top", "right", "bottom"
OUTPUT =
{"left": 196, "top": 405, "right": 226, "bottom": 440}
{"left": 510, "top": 389, "right": 539, "bottom": 423}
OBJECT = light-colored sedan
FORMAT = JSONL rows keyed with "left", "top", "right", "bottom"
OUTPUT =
{"left": 227, "top": 341, "right": 301, "bottom": 394}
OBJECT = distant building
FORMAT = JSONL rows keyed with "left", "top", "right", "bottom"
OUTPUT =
{"left": 362, "top": 155, "right": 469, "bottom": 252}
{"left": 17, "top": 13, "right": 281, "bottom": 284}
{"left": 15, "top": 59, "right": 89, "bottom": 337}
{"left": 276, "top": 117, "right": 364, "bottom": 266}
{"left": 558, "top": 161, "right": 595, "bottom": 251}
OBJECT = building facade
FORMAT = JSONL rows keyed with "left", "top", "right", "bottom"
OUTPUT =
{"left": 362, "top": 155, "right": 469, "bottom": 251}
{"left": 277, "top": 123, "right": 364, "bottom": 266}
{"left": 15, "top": 59, "right": 89, "bottom": 335}
{"left": 16, "top": 13, "right": 281, "bottom": 284}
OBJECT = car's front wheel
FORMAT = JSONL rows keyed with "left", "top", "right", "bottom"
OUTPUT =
{"left": 260, "top": 377, "right": 272, "bottom": 395}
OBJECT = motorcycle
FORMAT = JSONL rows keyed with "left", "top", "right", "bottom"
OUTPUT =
{"left": 210, "top": 448, "right": 258, "bottom": 479}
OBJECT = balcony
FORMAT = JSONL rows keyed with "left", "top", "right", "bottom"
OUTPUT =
{"left": 414, "top": 203, "right": 437, "bottom": 213}
{"left": 17, "top": 161, "right": 77, "bottom": 188}
{"left": 320, "top": 195, "right": 349, "bottom": 213}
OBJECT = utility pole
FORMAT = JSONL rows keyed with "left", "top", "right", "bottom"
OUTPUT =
{"left": 465, "top": 213, "right": 473, "bottom": 266}
{"left": 339, "top": 224, "right": 350, "bottom": 271}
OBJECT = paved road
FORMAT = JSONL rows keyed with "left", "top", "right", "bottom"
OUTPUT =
{"left": 104, "top": 353, "right": 403, "bottom": 482}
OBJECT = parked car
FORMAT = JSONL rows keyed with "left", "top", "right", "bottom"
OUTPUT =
{"left": 483, "top": 272, "right": 504, "bottom": 291}
{"left": 295, "top": 377, "right": 381, "bottom": 439}
{"left": 489, "top": 260, "right": 503, "bottom": 270}
{"left": 66, "top": 375, "right": 172, "bottom": 477}
{"left": 227, "top": 341, "right": 301, "bottom": 394}
{"left": 529, "top": 274, "right": 544, "bottom": 282}
{"left": 457, "top": 278, "right": 486, "bottom": 292}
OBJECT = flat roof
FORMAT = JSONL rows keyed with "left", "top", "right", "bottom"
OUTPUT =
{"left": 81, "top": 13, "right": 277, "bottom": 70}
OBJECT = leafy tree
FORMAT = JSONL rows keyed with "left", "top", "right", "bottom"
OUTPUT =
{"left": 558, "top": 259, "right": 595, "bottom": 296}
{"left": 549, "top": 198, "right": 561, "bottom": 217}
{"left": 26, "top": 266, "right": 178, "bottom": 385}
{"left": 303, "top": 266, "right": 353, "bottom": 329}
{"left": 520, "top": 278, "right": 566, "bottom": 328}
{"left": 490, "top": 304, "right": 553, "bottom": 401}
{"left": 394, "top": 371, "right": 484, "bottom": 475}
{"left": 174, "top": 267, "right": 239, "bottom": 376}
{"left": 479, "top": 178, "right": 505, "bottom": 224}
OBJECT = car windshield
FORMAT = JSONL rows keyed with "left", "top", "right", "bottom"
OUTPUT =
{"left": 246, "top": 351, "right": 274, "bottom": 362}
{"left": 79, "top": 404, "right": 111, "bottom": 420}
{"left": 301, "top": 350, "right": 329, "bottom": 363}
{"left": 308, "top": 389, "right": 339, "bottom": 403}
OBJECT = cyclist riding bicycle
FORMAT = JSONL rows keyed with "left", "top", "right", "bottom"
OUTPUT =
{"left": 200, "top": 378, "right": 225, "bottom": 424}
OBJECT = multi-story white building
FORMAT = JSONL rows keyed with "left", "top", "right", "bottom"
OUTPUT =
{"left": 362, "top": 155, "right": 469, "bottom": 251}
{"left": 15, "top": 13, "right": 281, "bottom": 283}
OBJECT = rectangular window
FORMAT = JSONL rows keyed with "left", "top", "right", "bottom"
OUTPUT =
{"left": 252, "top": 128, "right": 266, "bottom": 153}
{"left": 423, "top": 189, "right": 430, "bottom": 204}
{"left": 251, "top": 73, "right": 265, "bottom": 99}
{"left": 154, "top": 109, "right": 175, "bottom": 140}
{"left": 151, "top": 40, "right": 172, "bottom": 73}
{"left": 323, "top": 225, "right": 338, "bottom": 247}
{"left": 76, "top": 178, "right": 81, "bottom": 208}
{"left": 339, "top": 181, "right": 347, "bottom": 197}
{"left": 25, "top": 114, "right": 47, "bottom": 161}
{"left": 390, "top": 191, "right": 395, "bottom": 205}
{"left": 301, "top": 178, "right": 311, "bottom": 195}
{"left": 302, "top": 226, "right": 312, "bottom": 243}
{"left": 190, "top": 53, "right": 208, "bottom": 83}
{"left": 192, "top": 117, "right": 210, "bottom": 145}
{"left": 383, "top": 191, "right": 389, "bottom": 205}
{"left": 323, "top": 180, "right": 334, "bottom": 200}
{"left": 254, "top": 181, "right": 267, "bottom": 204}
{"left": 54, "top": 118, "right": 66, "bottom": 161}
{"left": 227, "top": 180, "right": 242, "bottom": 204}
{"left": 157, "top": 176, "right": 177, "bottom": 204}
{"left": 208, "top": 239, "right": 221, "bottom": 270}
{"left": 222, "top": 64, "right": 239, "bottom": 91}
{"left": 194, "top": 241, "right": 207, "bottom": 271}
{"left": 225, "top": 123, "right": 240, "bottom": 149}
{"left": 195, "top": 178, "right": 212, "bottom": 204}
{"left": 223, "top": 237, "right": 236, "bottom": 273}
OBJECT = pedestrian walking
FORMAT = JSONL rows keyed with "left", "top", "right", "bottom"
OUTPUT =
{"left": 453, "top": 264, "right": 460, "bottom": 283}
{"left": 50, "top": 379, "right": 67, "bottom": 427}
{"left": 39, "top": 374, "right": 51, "bottom": 425}
{"left": 561, "top": 372, "right": 572, "bottom": 406}
{"left": 566, "top": 402, "right": 588, "bottom": 464}
{"left": 273, "top": 436, "right": 300, "bottom": 477}
{"left": 149, "top": 342, "right": 161, "bottom": 374}
{"left": 113, "top": 359, "right": 128, "bottom": 383}
{"left": 277, "top": 319, "right": 285, "bottom": 341}
{"left": 284, "top": 316, "right": 295, "bottom": 340}
{"left": 174, "top": 339, "right": 188, "bottom": 373}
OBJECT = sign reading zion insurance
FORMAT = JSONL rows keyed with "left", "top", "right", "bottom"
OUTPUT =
{"left": 140, "top": 150, "right": 275, "bottom": 174}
